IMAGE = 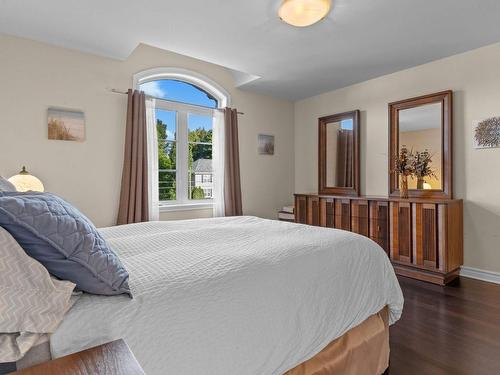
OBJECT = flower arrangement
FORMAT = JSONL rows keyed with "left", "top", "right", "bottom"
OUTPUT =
{"left": 393, "top": 146, "right": 437, "bottom": 198}
{"left": 392, "top": 146, "right": 413, "bottom": 198}
{"left": 412, "top": 149, "right": 437, "bottom": 189}
{"left": 393, "top": 145, "right": 414, "bottom": 177}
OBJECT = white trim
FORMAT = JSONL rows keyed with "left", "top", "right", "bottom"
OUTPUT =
{"left": 134, "top": 67, "right": 229, "bottom": 214}
{"left": 133, "top": 67, "right": 231, "bottom": 108}
{"left": 160, "top": 202, "right": 214, "bottom": 212}
{"left": 460, "top": 266, "right": 500, "bottom": 285}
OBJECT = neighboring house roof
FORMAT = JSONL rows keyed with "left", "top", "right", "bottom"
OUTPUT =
{"left": 192, "top": 159, "right": 212, "bottom": 173}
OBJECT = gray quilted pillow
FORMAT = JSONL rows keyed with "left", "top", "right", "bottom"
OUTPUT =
{"left": 0, "top": 192, "right": 131, "bottom": 296}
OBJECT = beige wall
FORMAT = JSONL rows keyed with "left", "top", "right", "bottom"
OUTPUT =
{"left": 0, "top": 34, "right": 294, "bottom": 227}
{"left": 295, "top": 42, "right": 500, "bottom": 273}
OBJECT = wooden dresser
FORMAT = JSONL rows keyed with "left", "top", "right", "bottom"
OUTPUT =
{"left": 294, "top": 194, "right": 463, "bottom": 285}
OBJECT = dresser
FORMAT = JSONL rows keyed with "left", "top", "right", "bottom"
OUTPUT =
{"left": 294, "top": 194, "right": 463, "bottom": 285}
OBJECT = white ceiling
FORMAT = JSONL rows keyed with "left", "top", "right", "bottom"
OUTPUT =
{"left": 2, "top": 0, "right": 500, "bottom": 100}
{"left": 399, "top": 103, "right": 442, "bottom": 132}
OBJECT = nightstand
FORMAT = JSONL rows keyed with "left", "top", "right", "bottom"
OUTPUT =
{"left": 12, "top": 339, "right": 144, "bottom": 375}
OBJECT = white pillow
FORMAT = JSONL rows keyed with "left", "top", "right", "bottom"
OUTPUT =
{"left": 0, "top": 226, "right": 76, "bottom": 362}
{"left": 0, "top": 176, "right": 16, "bottom": 192}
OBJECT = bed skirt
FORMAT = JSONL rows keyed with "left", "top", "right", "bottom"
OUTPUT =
{"left": 284, "top": 306, "right": 390, "bottom": 375}
{"left": 6, "top": 307, "right": 389, "bottom": 375}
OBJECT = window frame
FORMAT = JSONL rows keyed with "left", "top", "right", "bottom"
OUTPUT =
{"left": 133, "top": 68, "right": 230, "bottom": 213}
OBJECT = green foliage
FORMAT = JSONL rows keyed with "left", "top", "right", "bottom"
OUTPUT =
{"left": 191, "top": 186, "right": 205, "bottom": 200}
{"left": 157, "top": 120, "right": 176, "bottom": 200}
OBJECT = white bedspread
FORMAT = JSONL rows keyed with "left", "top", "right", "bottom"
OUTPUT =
{"left": 50, "top": 216, "right": 403, "bottom": 375}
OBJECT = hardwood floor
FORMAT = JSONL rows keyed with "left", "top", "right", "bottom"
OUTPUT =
{"left": 388, "top": 276, "right": 500, "bottom": 375}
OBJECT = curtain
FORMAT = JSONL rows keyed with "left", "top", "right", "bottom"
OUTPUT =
{"left": 213, "top": 109, "right": 225, "bottom": 217}
{"left": 146, "top": 97, "right": 159, "bottom": 221}
{"left": 117, "top": 90, "right": 149, "bottom": 225}
{"left": 336, "top": 129, "right": 353, "bottom": 188}
{"left": 223, "top": 108, "right": 243, "bottom": 216}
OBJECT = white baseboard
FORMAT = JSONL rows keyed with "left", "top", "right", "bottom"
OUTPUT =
{"left": 460, "top": 266, "right": 500, "bottom": 285}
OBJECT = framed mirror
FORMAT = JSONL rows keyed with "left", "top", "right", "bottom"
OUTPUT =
{"left": 319, "top": 110, "right": 360, "bottom": 196}
{"left": 389, "top": 90, "right": 452, "bottom": 198}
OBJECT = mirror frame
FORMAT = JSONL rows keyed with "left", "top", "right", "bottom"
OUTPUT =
{"left": 318, "top": 110, "right": 360, "bottom": 196}
{"left": 388, "top": 90, "right": 453, "bottom": 199}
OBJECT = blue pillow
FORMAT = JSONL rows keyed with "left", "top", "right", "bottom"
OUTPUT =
{"left": 0, "top": 192, "right": 131, "bottom": 297}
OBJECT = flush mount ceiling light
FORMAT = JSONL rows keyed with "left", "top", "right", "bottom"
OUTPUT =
{"left": 278, "top": 0, "right": 332, "bottom": 27}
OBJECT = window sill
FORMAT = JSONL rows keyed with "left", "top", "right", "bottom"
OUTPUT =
{"left": 159, "top": 202, "right": 214, "bottom": 212}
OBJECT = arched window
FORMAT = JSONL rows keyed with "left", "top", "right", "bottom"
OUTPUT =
{"left": 134, "top": 68, "right": 230, "bottom": 210}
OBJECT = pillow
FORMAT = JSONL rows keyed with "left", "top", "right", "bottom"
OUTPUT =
{"left": 0, "top": 192, "right": 131, "bottom": 297}
{"left": 0, "top": 176, "right": 16, "bottom": 192}
{"left": 0, "top": 226, "right": 76, "bottom": 362}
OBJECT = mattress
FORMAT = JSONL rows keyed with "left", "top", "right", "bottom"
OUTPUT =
{"left": 49, "top": 216, "right": 404, "bottom": 375}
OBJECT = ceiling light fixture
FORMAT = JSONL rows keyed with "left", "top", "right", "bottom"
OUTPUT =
{"left": 278, "top": 0, "right": 332, "bottom": 27}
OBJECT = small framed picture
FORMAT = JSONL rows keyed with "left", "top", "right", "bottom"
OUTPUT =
{"left": 258, "top": 134, "right": 275, "bottom": 155}
{"left": 48, "top": 108, "right": 85, "bottom": 142}
{"left": 473, "top": 117, "right": 500, "bottom": 149}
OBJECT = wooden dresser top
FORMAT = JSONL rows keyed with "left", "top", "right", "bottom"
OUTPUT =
{"left": 294, "top": 193, "right": 462, "bottom": 204}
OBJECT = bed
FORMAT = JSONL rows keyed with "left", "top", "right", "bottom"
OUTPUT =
{"left": 12, "top": 216, "right": 404, "bottom": 374}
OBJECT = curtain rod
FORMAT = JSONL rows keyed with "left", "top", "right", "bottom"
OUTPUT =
{"left": 108, "top": 88, "right": 244, "bottom": 115}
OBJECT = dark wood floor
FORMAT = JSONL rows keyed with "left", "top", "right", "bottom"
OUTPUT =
{"left": 388, "top": 276, "right": 500, "bottom": 375}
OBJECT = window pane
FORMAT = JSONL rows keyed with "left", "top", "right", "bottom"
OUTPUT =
{"left": 188, "top": 113, "right": 213, "bottom": 142}
{"left": 159, "top": 170, "right": 176, "bottom": 201}
{"left": 140, "top": 80, "right": 218, "bottom": 108}
{"left": 189, "top": 143, "right": 213, "bottom": 200}
{"left": 156, "top": 109, "right": 176, "bottom": 141}
{"left": 188, "top": 113, "right": 213, "bottom": 200}
{"left": 157, "top": 109, "right": 177, "bottom": 202}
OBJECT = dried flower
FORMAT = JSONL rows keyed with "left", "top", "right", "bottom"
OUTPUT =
{"left": 392, "top": 145, "right": 414, "bottom": 177}
{"left": 412, "top": 149, "right": 437, "bottom": 180}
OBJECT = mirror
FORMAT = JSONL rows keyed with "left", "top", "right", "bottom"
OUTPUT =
{"left": 399, "top": 103, "right": 442, "bottom": 190}
{"left": 389, "top": 91, "right": 452, "bottom": 198}
{"left": 319, "top": 110, "right": 360, "bottom": 196}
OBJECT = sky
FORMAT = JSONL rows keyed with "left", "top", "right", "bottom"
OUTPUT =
{"left": 141, "top": 80, "right": 214, "bottom": 140}
{"left": 140, "top": 79, "right": 217, "bottom": 107}
{"left": 341, "top": 119, "right": 353, "bottom": 130}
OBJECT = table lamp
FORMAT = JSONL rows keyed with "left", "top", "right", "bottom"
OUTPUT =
{"left": 8, "top": 166, "right": 45, "bottom": 192}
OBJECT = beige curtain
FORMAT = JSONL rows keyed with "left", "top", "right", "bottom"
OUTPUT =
{"left": 224, "top": 108, "right": 243, "bottom": 216}
{"left": 336, "top": 129, "right": 353, "bottom": 188}
{"left": 117, "top": 90, "right": 149, "bottom": 225}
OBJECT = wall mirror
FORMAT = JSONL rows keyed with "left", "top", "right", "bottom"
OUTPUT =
{"left": 389, "top": 91, "right": 453, "bottom": 198}
{"left": 319, "top": 110, "right": 360, "bottom": 196}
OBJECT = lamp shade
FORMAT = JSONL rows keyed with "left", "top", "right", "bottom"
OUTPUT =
{"left": 8, "top": 166, "right": 44, "bottom": 192}
{"left": 278, "top": 0, "right": 332, "bottom": 27}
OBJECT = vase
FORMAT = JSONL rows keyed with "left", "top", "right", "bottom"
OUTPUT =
{"left": 400, "top": 175, "right": 409, "bottom": 199}
{"left": 417, "top": 177, "right": 424, "bottom": 190}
